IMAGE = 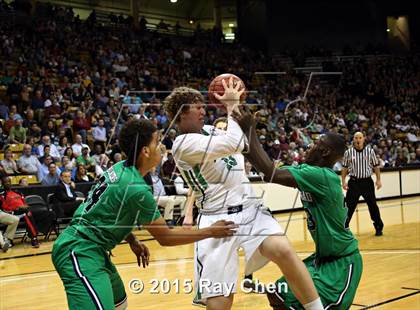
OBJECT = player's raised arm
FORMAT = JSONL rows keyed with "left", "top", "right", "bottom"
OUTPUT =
{"left": 164, "top": 83, "right": 247, "bottom": 165}
{"left": 145, "top": 217, "right": 238, "bottom": 246}
{"left": 232, "top": 107, "right": 298, "bottom": 188}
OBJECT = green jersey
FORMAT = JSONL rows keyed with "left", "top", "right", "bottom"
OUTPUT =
{"left": 69, "top": 161, "right": 161, "bottom": 250}
{"left": 287, "top": 164, "right": 358, "bottom": 258}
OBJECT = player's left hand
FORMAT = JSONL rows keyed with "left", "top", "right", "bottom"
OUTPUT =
{"left": 129, "top": 240, "right": 150, "bottom": 268}
{"left": 375, "top": 179, "right": 382, "bottom": 190}
{"left": 232, "top": 105, "right": 255, "bottom": 133}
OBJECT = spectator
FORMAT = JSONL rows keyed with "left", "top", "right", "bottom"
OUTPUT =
{"left": 27, "top": 121, "right": 42, "bottom": 143}
{"left": 173, "top": 170, "right": 189, "bottom": 196}
{"left": 0, "top": 175, "right": 40, "bottom": 247}
{"left": 8, "top": 118, "right": 26, "bottom": 144}
{"left": 17, "top": 144, "right": 41, "bottom": 175}
{"left": 59, "top": 156, "right": 75, "bottom": 174}
{"left": 144, "top": 167, "right": 186, "bottom": 227}
{"left": 245, "top": 160, "right": 262, "bottom": 179}
{"left": 161, "top": 152, "right": 176, "bottom": 178}
{"left": 38, "top": 135, "right": 60, "bottom": 160}
{"left": 57, "top": 136, "right": 70, "bottom": 156}
{"left": 42, "top": 119, "right": 58, "bottom": 141}
{"left": 76, "top": 147, "right": 96, "bottom": 172}
{"left": 0, "top": 197, "right": 19, "bottom": 252}
{"left": 73, "top": 163, "right": 94, "bottom": 183}
{"left": 26, "top": 136, "right": 40, "bottom": 156}
{"left": 1, "top": 150, "right": 18, "bottom": 175}
{"left": 64, "top": 146, "right": 77, "bottom": 165}
{"left": 36, "top": 155, "right": 50, "bottom": 181}
{"left": 41, "top": 162, "right": 60, "bottom": 185}
{"left": 162, "top": 129, "right": 177, "bottom": 150}
{"left": 53, "top": 170, "right": 83, "bottom": 218}
{"left": 0, "top": 127, "right": 8, "bottom": 149}
{"left": 22, "top": 109, "right": 35, "bottom": 128}
{"left": 73, "top": 110, "right": 91, "bottom": 143}
{"left": 18, "top": 177, "right": 29, "bottom": 187}
{"left": 92, "top": 118, "right": 107, "bottom": 147}
{"left": 71, "top": 134, "right": 90, "bottom": 158}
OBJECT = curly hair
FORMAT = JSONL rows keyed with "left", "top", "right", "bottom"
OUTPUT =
{"left": 163, "top": 87, "right": 204, "bottom": 122}
{"left": 119, "top": 119, "right": 157, "bottom": 166}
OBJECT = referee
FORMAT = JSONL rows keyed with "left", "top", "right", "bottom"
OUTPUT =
{"left": 341, "top": 132, "right": 384, "bottom": 236}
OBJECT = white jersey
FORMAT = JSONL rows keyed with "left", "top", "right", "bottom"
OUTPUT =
{"left": 172, "top": 117, "right": 263, "bottom": 214}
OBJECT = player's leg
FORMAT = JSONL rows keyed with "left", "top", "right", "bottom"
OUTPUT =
{"left": 207, "top": 295, "right": 234, "bottom": 310}
{"left": 195, "top": 213, "right": 240, "bottom": 310}
{"left": 313, "top": 252, "right": 363, "bottom": 309}
{"left": 259, "top": 235, "right": 320, "bottom": 307}
{"left": 268, "top": 252, "right": 363, "bottom": 310}
{"left": 360, "top": 179, "right": 383, "bottom": 234}
{"left": 344, "top": 179, "right": 361, "bottom": 226}
{"left": 108, "top": 261, "right": 128, "bottom": 309}
{"left": 52, "top": 238, "right": 116, "bottom": 309}
{"left": 241, "top": 207, "right": 321, "bottom": 309}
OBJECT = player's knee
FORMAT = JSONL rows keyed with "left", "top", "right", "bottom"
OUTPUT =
{"left": 115, "top": 298, "right": 127, "bottom": 310}
{"left": 260, "top": 236, "right": 295, "bottom": 263}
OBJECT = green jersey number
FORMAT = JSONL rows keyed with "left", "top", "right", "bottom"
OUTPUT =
{"left": 85, "top": 176, "right": 108, "bottom": 212}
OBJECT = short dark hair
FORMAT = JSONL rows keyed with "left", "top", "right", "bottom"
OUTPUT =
{"left": 324, "top": 133, "right": 347, "bottom": 158}
{"left": 60, "top": 170, "right": 71, "bottom": 176}
{"left": 119, "top": 119, "right": 157, "bottom": 166}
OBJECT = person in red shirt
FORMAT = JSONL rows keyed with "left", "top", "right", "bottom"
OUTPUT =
{"left": 73, "top": 110, "right": 91, "bottom": 143}
{"left": 0, "top": 175, "right": 40, "bottom": 248}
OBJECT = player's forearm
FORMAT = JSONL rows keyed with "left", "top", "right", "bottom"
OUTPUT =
{"left": 184, "top": 191, "right": 195, "bottom": 218}
{"left": 243, "top": 125, "right": 275, "bottom": 177}
{"left": 152, "top": 227, "right": 214, "bottom": 246}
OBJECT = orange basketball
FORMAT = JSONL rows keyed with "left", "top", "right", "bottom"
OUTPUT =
{"left": 208, "top": 73, "right": 247, "bottom": 106}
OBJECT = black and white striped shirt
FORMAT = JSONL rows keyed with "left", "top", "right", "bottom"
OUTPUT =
{"left": 342, "top": 145, "right": 379, "bottom": 179}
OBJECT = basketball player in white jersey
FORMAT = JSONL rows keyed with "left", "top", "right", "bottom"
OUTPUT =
{"left": 163, "top": 78, "right": 323, "bottom": 310}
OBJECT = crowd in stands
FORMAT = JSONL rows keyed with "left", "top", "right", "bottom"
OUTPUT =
{"left": 0, "top": 2, "right": 419, "bottom": 249}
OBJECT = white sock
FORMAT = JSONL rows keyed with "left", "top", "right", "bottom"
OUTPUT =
{"left": 303, "top": 298, "right": 324, "bottom": 310}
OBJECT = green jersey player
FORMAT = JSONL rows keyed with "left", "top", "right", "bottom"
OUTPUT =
{"left": 233, "top": 107, "right": 362, "bottom": 310}
{"left": 51, "top": 119, "right": 237, "bottom": 310}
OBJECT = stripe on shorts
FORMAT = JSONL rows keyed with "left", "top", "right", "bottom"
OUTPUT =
{"left": 70, "top": 250, "right": 104, "bottom": 310}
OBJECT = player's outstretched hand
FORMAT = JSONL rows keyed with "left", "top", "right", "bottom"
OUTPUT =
{"left": 209, "top": 220, "right": 238, "bottom": 238}
{"left": 214, "top": 77, "right": 245, "bottom": 112}
{"left": 129, "top": 240, "right": 150, "bottom": 268}
{"left": 232, "top": 105, "right": 255, "bottom": 133}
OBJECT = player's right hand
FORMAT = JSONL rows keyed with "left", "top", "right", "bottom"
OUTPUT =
{"left": 214, "top": 77, "right": 245, "bottom": 111}
{"left": 342, "top": 183, "right": 348, "bottom": 191}
{"left": 209, "top": 220, "right": 238, "bottom": 238}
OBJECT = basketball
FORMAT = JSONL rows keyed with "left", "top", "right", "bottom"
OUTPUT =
{"left": 208, "top": 73, "right": 247, "bottom": 106}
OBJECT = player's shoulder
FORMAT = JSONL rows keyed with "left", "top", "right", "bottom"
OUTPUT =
{"left": 290, "top": 163, "right": 335, "bottom": 177}
{"left": 172, "top": 125, "right": 216, "bottom": 153}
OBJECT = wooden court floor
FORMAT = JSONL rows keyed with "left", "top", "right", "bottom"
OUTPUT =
{"left": 0, "top": 197, "right": 419, "bottom": 309}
